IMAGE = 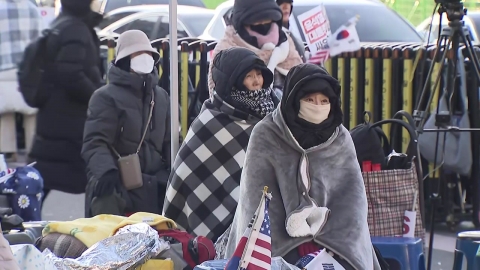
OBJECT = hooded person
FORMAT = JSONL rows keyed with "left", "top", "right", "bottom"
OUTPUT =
{"left": 223, "top": 64, "right": 381, "bottom": 270}
{"left": 163, "top": 47, "right": 278, "bottom": 242}
{"left": 277, "top": 0, "right": 293, "bottom": 29}
{"left": 82, "top": 30, "right": 171, "bottom": 217}
{"left": 29, "top": 0, "right": 103, "bottom": 202}
{"left": 208, "top": 0, "right": 303, "bottom": 98}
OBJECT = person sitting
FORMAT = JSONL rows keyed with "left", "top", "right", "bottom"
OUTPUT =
{"left": 82, "top": 30, "right": 171, "bottom": 217}
{"left": 208, "top": 0, "right": 303, "bottom": 98}
{"left": 163, "top": 47, "right": 278, "bottom": 242}
{"left": 224, "top": 63, "right": 381, "bottom": 269}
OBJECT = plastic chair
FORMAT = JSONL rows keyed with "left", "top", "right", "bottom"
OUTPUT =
{"left": 371, "top": 237, "right": 425, "bottom": 270}
{"left": 455, "top": 231, "right": 480, "bottom": 270}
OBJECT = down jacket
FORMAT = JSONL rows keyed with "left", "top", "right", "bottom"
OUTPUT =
{"left": 82, "top": 65, "right": 171, "bottom": 215}
{"left": 29, "top": 1, "right": 103, "bottom": 194}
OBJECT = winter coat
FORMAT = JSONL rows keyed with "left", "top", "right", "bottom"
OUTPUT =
{"left": 28, "top": 4, "right": 102, "bottom": 194}
{"left": 82, "top": 65, "right": 171, "bottom": 215}
{"left": 0, "top": 224, "right": 19, "bottom": 270}
{"left": 225, "top": 65, "right": 380, "bottom": 270}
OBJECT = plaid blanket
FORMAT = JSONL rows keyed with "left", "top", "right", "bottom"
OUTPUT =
{"left": 0, "top": 0, "right": 42, "bottom": 71}
{"left": 163, "top": 96, "right": 260, "bottom": 241}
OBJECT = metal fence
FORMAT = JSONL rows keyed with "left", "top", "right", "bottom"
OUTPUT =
{"left": 101, "top": 37, "right": 480, "bottom": 226}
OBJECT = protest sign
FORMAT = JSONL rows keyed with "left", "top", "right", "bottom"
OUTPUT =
{"left": 297, "top": 5, "right": 331, "bottom": 55}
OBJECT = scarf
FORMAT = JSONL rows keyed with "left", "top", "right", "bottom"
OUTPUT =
{"left": 229, "top": 88, "right": 275, "bottom": 118}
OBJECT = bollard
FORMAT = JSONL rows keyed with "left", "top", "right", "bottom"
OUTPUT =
{"left": 180, "top": 41, "right": 189, "bottom": 139}
{"left": 161, "top": 40, "right": 170, "bottom": 92}
{"left": 372, "top": 46, "right": 383, "bottom": 123}
{"left": 402, "top": 46, "right": 415, "bottom": 153}
{"left": 349, "top": 51, "right": 357, "bottom": 128}
{"left": 381, "top": 46, "right": 393, "bottom": 137}
{"left": 364, "top": 46, "right": 375, "bottom": 115}
{"left": 198, "top": 41, "right": 209, "bottom": 103}
{"left": 106, "top": 39, "right": 116, "bottom": 84}
{"left": 337, "top": 54, "right": 346, "bottom": 126}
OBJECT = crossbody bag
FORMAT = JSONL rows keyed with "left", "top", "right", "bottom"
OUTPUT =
{"left": 111, "top": 90, "right": 155, "bottom": 190}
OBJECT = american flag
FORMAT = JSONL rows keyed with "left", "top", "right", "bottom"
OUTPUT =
{"left": 225, "top": 188, "right": 272, "bottom": 270}
{"left": 308, "top": 49, "right": 330, "bottom": 65}
{"left": 295, "top": 250, "right": 322, "bottom": 268}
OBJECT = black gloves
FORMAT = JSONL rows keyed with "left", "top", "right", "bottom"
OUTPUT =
{"left": 95, "top": 170, "right": 120, "bottom": 197}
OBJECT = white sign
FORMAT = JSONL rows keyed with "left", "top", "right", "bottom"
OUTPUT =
{"left": 38, "top": 7, "right": 56, "bottom": 29}
{"left": 403, "top": 210, "right": 416, "bottom": 238}
{"left": 306, "top": 249, "right": 346, "bottom": 270}
{"left": 297, "top": 5, "right": 331, "bottom": 55}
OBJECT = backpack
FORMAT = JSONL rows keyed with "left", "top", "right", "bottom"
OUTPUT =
{"left": 157, "top": 229, "right": 215, "bottom": 269}
{"left": 350, "top": 111, "right": 390, "bottom": 169}
{"left": 17, "top": 17, "right": 69, "bottom": 108}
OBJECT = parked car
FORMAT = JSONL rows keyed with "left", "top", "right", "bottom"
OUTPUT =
{"left": 100, "top": 0, "right": 205, "bottom": 14}
{"left": 416, "top": 12, "right": 480, "bottom": 44}
{"left": 97, "top": 5, "right": 215, "bottom": 40}
{"left": 199, "top": 0, "right": 423, "bottom": 43}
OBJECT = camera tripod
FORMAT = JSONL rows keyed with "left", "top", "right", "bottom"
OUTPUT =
{"left": 413, "top": 1, "right": 480, "bottom": 269}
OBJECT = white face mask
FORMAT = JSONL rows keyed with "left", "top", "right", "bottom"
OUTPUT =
{"left": 298, "top": 101, "right": 331, "bottom": 124}
{"left": 131, "top": 54, "right": 154, "bottom": 74}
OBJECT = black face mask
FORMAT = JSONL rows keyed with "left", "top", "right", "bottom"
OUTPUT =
{"left": 250, "top": 22, "right": 272, "bottom": 35}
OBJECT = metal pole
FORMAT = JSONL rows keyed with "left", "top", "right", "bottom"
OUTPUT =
{"left": 169, "top": 0, "right": 179, "bottom": 163}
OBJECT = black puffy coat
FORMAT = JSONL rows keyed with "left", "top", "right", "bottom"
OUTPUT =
{"left": 82, "top": 65, "right": 171, "bottom": 215}
{"left": 29, "top": 0, "right": 102, "bottom": 194}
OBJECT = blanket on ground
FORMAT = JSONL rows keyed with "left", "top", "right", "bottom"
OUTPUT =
{"left": 224, "top": 109, "right": 380, "bottom": 270}
{"left": 42, "top": 212, "right": 176, "bottom": 247}
{"left": 163, "top": 97, "right": 260, "bottom": 241}
{"left": 208, "top": 25, "right": 302, "bottom": 95}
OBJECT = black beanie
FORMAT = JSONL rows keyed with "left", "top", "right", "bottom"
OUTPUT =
{"left": 232, "top": 0, "right": 282, "bottom": 30}
{"left": 60, "top": 0, "right": 91, "bottom": 16}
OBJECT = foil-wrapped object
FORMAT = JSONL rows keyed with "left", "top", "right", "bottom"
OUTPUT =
{"left": 43, "top": 223, "right": 169, "bottom": 270}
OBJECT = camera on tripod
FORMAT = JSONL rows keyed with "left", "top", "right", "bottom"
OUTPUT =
{"left": 434, "top": 0, "right": 465, "bottom": 21}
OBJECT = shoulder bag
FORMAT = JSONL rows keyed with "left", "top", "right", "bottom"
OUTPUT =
{"left": 111, "top": 90, "right": 155, "bottom": 190}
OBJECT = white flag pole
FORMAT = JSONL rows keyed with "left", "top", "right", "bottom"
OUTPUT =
{"left": 169, "top": 0, "right": 179, "bottom": 163}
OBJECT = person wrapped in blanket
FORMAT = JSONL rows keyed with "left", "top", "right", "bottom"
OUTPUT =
{"left": 163, "top": 47, "right": 279, "bottom": 242}
{"left": 207, "top": 0, "right": 303, "bottom": 99}
{"left": 223, "top": 64, "right": 381, "bottom": 269}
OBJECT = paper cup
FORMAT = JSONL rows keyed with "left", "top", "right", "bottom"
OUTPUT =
{"left": 403, "top": 210, "right": 416, "bottom": 238}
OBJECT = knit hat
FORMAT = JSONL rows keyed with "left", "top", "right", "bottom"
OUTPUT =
{"left": 115, "top": 30, "right": 160, "bottom": 64}
{"left": 232, "top": 0, "right": 282, "bottom": 30}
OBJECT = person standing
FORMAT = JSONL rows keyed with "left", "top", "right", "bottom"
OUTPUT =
{"left": 28, "top": 0, "right": 103, "bottom": 204}
{"left": 276, "top": 0, "right": 293, "bottom": 29}
{"left": 82, "top": 30, "right": 171, "bottom": 217}
{"left": 276, "top": 0, "right": 306, "bottom": 63}
{"left": 0, "top": 0, "right": 42, "bottom": 159}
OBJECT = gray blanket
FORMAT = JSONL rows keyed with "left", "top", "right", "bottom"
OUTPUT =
{"left": 224, "top": 108, "right": 380, "bottom": 270}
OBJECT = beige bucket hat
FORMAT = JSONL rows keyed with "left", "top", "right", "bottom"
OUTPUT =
{"left": 115, "top": 30, "right": 160, "bottom": 64}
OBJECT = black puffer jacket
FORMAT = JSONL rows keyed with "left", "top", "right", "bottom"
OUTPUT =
{"left": 29, "top": 0, "right": 102, "bottom": 194}
{"left": 82, "top": 65, "right": 171, "bottom": 214}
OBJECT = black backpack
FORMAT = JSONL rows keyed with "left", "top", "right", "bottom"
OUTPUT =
{"left": 350, "top": 111, "right": 390, "bottom": 169}
{"left": 17, "top": 17, "right": 69, "bottom": 108}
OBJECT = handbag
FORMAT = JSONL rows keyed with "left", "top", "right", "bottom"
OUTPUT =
{"left": 363, "top": 117, "right": 425, "bottom": 240}
{"left": 418, "top": 47, "right": 472, "bottom": 176}
{"left": 111, "top": 90, "right": 155, "bottom": 190}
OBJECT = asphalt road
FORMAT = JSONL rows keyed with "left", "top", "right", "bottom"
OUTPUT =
{"left": 7, "top": 155, "right": 471, "bottom": 270}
